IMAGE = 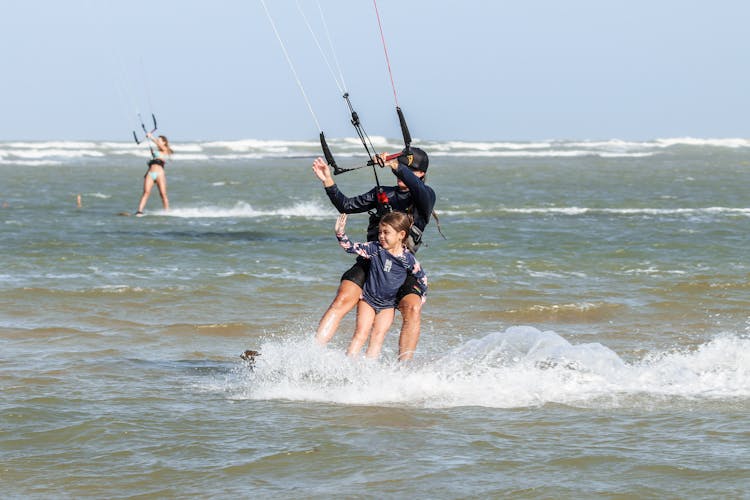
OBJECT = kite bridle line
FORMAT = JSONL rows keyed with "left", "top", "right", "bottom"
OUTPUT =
{"left": 259, "top": 0, "right": 368, "bottom": 205}
{"left": 300, "top": 0, "right": 413, "bottom": 166}
{"left": 319, "top": 91, "right": 393, "bottom": 213}
{"left": 263, "top": 0, "right": 412, "bottom": 214}
{"left": 260, "top": 0, "right": 323, "bottom": 134}
{"left": 132, "top": 53, "right": 160, "bottom": 154}
{"left": 373, "top": 0, "right": 446, "bottom": 241}
{"left": 372, "top": 0, "right": 411, "bottom": 162}
{"left": 300, "top": 0, "right": 407, "bottom": 214}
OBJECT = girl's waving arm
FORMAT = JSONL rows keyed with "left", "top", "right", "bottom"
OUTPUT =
{"left": 335, "top": 214, "right": 377, "bottom": 258}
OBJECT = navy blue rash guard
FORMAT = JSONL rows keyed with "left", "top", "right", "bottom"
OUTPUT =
{"left": 336, "top": 233, "right": 428, "bottom": 311}
{"left": 324, "top": 164, "right": 436, "bottom": 246}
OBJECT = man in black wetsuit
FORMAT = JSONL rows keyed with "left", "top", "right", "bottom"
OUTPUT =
{"left": 312, "top": 147, "right": 436, "bottom": 360}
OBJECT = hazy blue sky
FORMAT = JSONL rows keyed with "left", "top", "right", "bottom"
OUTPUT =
{"left": 1, "top": 0, "right": 749, "bottom": 141}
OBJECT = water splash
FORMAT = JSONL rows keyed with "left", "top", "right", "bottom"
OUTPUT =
{"left": 217, "top": 326, "right": 750, "bottom": 409}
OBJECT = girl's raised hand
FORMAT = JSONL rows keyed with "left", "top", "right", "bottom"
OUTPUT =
{"left": 335, "top": 213, "right": 347, "bottom": 235}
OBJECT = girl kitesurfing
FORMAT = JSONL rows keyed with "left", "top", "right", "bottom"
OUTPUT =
{"left": 334, "top": 211, "right": 428, "bottom": 359}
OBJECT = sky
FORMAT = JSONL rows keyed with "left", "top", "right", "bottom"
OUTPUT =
{"left": 1, "top": 0, "right": 749, "bottom": 142}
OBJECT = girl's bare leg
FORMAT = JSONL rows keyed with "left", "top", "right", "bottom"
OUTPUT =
{"left": 364, "top": 308, "right": 395, "bottom": 359}
{"left": 346, "top": 301, "right": 376, "bottom": 357}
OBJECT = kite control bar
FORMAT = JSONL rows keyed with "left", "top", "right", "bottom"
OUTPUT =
{"left": 132, "top": 113, "right": 158, "bottom": 145}
{"left": 365, "top": 106, "right": 412, "bottom": 167}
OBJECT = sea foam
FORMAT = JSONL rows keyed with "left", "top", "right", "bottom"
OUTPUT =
{"left": 222, "top": 326, "right": 750, "bottom": 409}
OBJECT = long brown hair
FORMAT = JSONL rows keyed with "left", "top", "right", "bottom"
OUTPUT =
{"left": 159, "top": 135, "right": 174, "bottom": 155}
{"left": 379, "top": 211, "right": 413, "bottom": 243}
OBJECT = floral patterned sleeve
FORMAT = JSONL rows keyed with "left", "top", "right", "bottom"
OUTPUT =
{"left": 336, "top": 232, "right": 377, "bottom": 259}
{"left": 408, "top": 254, "right": 428, "bottom": 297}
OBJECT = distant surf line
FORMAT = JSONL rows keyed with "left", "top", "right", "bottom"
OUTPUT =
{"left": 439, "top": 207, "right": 750, "bottom": 217}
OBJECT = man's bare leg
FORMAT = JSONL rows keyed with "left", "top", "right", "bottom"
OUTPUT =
{"left": 315, "top": 280, "right": 361, "bottom": 344}
{"left": 397, "top": 294, "right": 422, "bottom": 361}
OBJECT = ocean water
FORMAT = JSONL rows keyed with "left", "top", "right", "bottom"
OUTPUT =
{"left": 1, "top": 137, "right": 749, "bottom": 498}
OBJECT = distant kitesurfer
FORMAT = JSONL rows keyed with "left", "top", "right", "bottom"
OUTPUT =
{"left": 334, "top": 212, "right": 427, "bottom": 358}
{"left": 312, "top": 147, "right": 436, "bottom": 360}
{"left": 135, "top": 132, "right": 173, "bottom": 216}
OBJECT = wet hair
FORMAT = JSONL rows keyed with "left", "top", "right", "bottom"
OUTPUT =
{"left": 159, "top": 135, "right": 174, "bottom": 155}
{"left": 379, "top": 211, "right": 413, "bottom": 242}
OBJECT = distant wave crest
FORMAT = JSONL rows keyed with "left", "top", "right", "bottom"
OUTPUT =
{"left": 2, "top": 136, "right": 750, "bottom": 164}
{"left": 164, "top": 201, "right": 334, "bottom": 219}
